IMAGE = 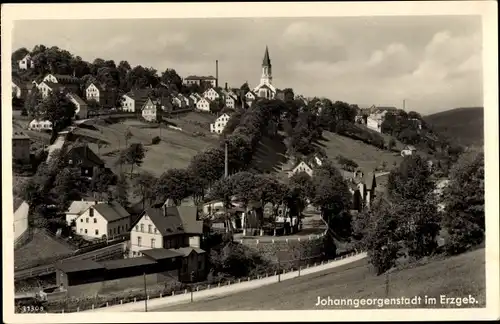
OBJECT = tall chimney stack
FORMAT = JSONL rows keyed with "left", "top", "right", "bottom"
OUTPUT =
{"left": 225, "top": 82, "right": 228, "bottom": 91}
{"left": 216, "top": 60, "right": 219, "bottom": 88}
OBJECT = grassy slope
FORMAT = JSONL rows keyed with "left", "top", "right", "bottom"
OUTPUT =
{"left": 159, "top": 248, "right": 485, "bottom": 311}
{"left": 319, "top": 131, "right": 403, "bottom": 172}
{"left": 424, "top": 107, "right": 484, "bottom": 147}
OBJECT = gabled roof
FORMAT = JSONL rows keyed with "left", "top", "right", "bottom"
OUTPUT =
{"left": 68, "top": 144, "right": 104, "bottom": 167}
{"left": 131, "top": 205, "right": 202, "bottom": 237}
{"left": 93, "top": 201, "right": 130, "bottom": 222}
{"left": 100, "top": 257, "right": 156, "bottom": 270}
{"left": 67, "top": 93, "right": 87, "bottom": 106}
{"left": 41, "top": 81, "right": 64, "bottom": 91}
{"left": 185, "top": 75, "right": 216, "bottom": 80}
{"left": 170, "top": 247, "right": 206, "bottom": 256}
{"left": 67, "top": 200, "right": 98, "bottom": 215}
{"left": 12, "top": 131, "right": 30, "bottom": 140}
{"left": 50, "top": 74, "right": 81, "bottom": 84}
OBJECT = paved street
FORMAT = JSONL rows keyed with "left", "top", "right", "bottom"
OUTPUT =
{"left": 154, "top": 258, "right": 370, "bottom": 311}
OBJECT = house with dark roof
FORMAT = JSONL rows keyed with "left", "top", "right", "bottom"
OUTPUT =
{"left": 129, "top": 205, "right": 203, "bottom": 258}
{"left": 121, "top": 89, "right": 151, "bottom": 112}
{"left": 183, "top": 75, "right": 217, "bottom": 88}
{"left": 74, "top": 201, "right": 130, "bottom": 240}
{"left": 67, "top": 144, "right": 109, "bottom": 178}
{"left": 66, "top": 93, "right": 88, "bottom": 119}
{"left": 85, "top": 82, "right": 117, "bottom": 109}
{"left": 347, "top": 170, "right": 377, "bottom": 211}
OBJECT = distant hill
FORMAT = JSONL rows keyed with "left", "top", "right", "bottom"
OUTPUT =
{"left": 424, "top": 107, "right": 484, "bottom": 147}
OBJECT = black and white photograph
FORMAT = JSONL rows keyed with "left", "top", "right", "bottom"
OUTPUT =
{"left": 2, "top": 2, "right": 498, "bottom": 322}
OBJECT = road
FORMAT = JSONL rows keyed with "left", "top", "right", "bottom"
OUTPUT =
{"left": 154, "top": 258, "right": 372, "bottom": 311}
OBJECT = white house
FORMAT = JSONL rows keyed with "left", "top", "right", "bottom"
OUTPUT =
{"left": 184, "top": 75, "right": 217, "bottom": 87}
{"left": 366, "top": 110, "right": 388, "bottom": 133}
{"left": 18, "top": 54, "right": 34, "bottom": 70}
{"left": 74, "top": 201, "right": 130, "bottom": 240}
{"left": 203, "top": 88, "right": 222, "bottom": 101}
{"left": 225, "top": 94, "right": 238, "bottom": 109}
{"left": 401, "top": 145, "right": 417, "bottom": 156}
{"left": 288, "top": 161, "right": 314, "bottom": 178}
{"left": 196, "top": 98, "right": 212, "bottom": 112}
{"left": 178, "top": 94, "right": 190, "bottom": 107}
{"left": 66, "top": 93, "right": 88, "bottom": 119}
{"left": 141, "top": 97, "right": 158, "bottom": 122}
{"left": 189, "top": 93, "right": 200, "bottom": 104}
{"left": 37, "top": 81, "right": 61, "bottom": 99}
{"left": 65, "top": 200, "right": 102, "bottom": 225}
{"left": 210, "top": 113, "right": 231, "bottom": 134}
{"left": 121, "top": 90, "right": 150, "bottom": 112}
{"left": 28, "top": 119, "right": 53, "bottom": 131}
{"left": 12, "top": 81, "right": 22, "bottom": 99}
{"left": 245, "top": 91, "right": 257, "bottom": 107}
{"left": 14, "top": 198, "right": 29, "bottom": 241}
{"left": 85, "top": 82, "right": 115, "bottom": 108}
{"left": 129, "top": 205, "right": 203, "bottom": 258}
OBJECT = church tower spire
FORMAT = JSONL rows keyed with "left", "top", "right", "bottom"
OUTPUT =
{"left": 260, "top": 45, "right": 272, "bottom": 85}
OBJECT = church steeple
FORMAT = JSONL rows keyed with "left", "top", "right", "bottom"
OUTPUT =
{"left": 262, "top": 45, "right": 271, "bottom": 67}
{"left": 260, "top": 45, "right": 272, "bottom": 85}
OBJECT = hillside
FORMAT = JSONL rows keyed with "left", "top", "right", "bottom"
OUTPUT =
{"left": 159, "top": 248, "right": 485, "bottom": 311}
{"left": 425, "top": 107, "right": 484, "bottom": 147}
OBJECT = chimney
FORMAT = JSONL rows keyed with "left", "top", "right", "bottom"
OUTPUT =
{"left": 225, "top": 82, "right": 228, "bottom": 91}
{"left": 216, "top": 60, "right": 219, "bottom": 88}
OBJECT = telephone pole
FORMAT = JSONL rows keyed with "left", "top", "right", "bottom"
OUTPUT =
{"left": 224, "top": 141, "right": 228, "bottom": 178}
{"left": 403, "top": 99, "right": 406, "bottom": 111}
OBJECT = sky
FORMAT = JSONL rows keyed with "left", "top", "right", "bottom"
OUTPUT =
{"left": 12, "top": 16, "right": 483, "bottom": 115}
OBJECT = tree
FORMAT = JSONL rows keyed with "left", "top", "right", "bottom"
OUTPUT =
{"left": 363, "top": 198, "right": 402, "bottom": 275}
{"left": 210, "top": 97, "right": 225, "bottom": 115}
{"left": 229, "top": 172, "right": 261, "bottom": 231}
{"left": 37, "top": 90, "right": 76, "bottom": 143}
{"left": 12, "top": 47, "right": 30, "bottom": 65}
{"left": 114, "top": 172, "right": 129, "bottom": 208}
{"left": 188, "top": 148, "right": 225, "bottom": 189}
{"left": 123, "top": 143, "right": 145, "bottom": 175}
{"left": 51, "top": 167, "right": 86, "bottom": 213}
{"left": 133, "top": 171, "right": 156, "bottom": 209}
{"left": 24, "top": 88, "right": 43, "bottom": 118}
{"left": 208, "top": 176, "right": 236, "bottom": 232}
{"left": 154, "top": 168, "right": 195, "bottom": 205}
{"left": 442, "top": 151, "right": 484, "bottom": 255}
{"left": 90, "top": 168, "right": 115, "bottom": 200}
{"left": 387, "top": 155, "right": 434, "bottom": 201}
{"left": 160, "top": 68, "right": 182, "bottom": 92}
{"left": 311, "top": 164, "right": 352, "bottom": 238}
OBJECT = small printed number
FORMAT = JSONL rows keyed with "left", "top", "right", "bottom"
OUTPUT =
{"left": 22, "top": 305, "right": 44, "bottom": 313}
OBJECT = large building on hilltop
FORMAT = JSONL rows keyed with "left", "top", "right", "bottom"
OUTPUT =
{"left": 252, "top": 46, "right": 277, "bottom": 100}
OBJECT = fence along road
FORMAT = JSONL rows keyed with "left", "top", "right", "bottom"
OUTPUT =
{"left": 84, "top": 251, "right": 367, "bottom": 312}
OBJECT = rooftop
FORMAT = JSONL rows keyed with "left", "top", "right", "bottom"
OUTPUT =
{"left": 100, "top": 257, "right": 156, "bottom": 270}
{"left": 55, "top": 259, "right": 104, "bottom": 273}
{"left": 140, "top": 248, "right": 184, "bottom": 261}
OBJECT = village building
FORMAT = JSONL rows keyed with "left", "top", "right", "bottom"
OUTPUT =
{"left": 66, "top": 93, "right": 89, "bottom": 119}
{"left": 189, "top": 93, "right": 201, "bottom": 105}
{"left": 85, "top": 82, "right": 116, "bottom": 109}
{"left": 245, "top": 91, "right": 257, "bottom": 107}
{"left": 196, "top": 97, "right": 212, "bottom": 112}
{"left": 74, "top": 201, "right": 130, "bottom": 240}
{"left": 347, "top": 170, "right": 377, "bottom": 211}
{"left": 65, "top": 199, "right": 103, "bottom": 226}
{"left": 14, "top": 197, "right": 29, "bottom": 242}
{"left": 141, "top": 97, "right": 158, "bottom": 122}
{"left": 66, "top": 144, "right": 109, "bottom": 178}
{"left": 224, "top": 93, "right": 238, "bottom": 109}
{"left": 210, "top": 113, "right": 231, "bottom": 134}
{"left": 401, "top": 145, "right": 417, "bottom": 156}
{"left": 121, "top": 89, "right": 150, "bottom": 112}
{"left": 252, "top": 46, "right": 277, "bottom": 100}
{"left": 408, "top": 118, "right": 423, "bottom": 130}
{"left": 28, "top": 119, "right": 52, "bottom": 131}
{"left": 288, "top": 160, "right": 315, "bottom": 178}
{"left": 12, "top": 79, "right": 34, "bottom": 100}
{"left": 129, "top": 205, "right": 204, "bottom": 258}
{"left": 203, "top": 88, "right": 222, "bottom": 102}
{"left": 18, "top": 53, "right": 35, "bottom": 70}
{"left": 184, "top": 75, "right": 217, "bottom": 88}
{"left": 366, "top": 110, "right": 388, "bottom": 133}
{"left": 12, "top": 131, "right": 31, "bottom": 165}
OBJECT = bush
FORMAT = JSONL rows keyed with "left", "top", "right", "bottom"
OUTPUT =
{"left": 151, "top": 136, "right": 161, "bottom": 145}
{"left": 336, "top": 155, "right": 358, "bottom": 171}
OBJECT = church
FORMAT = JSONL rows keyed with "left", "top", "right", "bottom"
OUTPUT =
{"left": 252, "top": 46, "right": 277, "bottom": 100}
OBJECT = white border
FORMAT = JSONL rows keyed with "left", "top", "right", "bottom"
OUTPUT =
{"left": 2, "top": 2, "right": 499, "bottom": 322}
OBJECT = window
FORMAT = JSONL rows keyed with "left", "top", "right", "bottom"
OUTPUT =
{"left": 135, "top": 225, "right": 139, "bottom": 231}
{"left": 89, "top": 208, "right": 94, "bottom": 217}
{"left": 93, "top": 218, "right": 97, "bottom": 223}
{"left": 198, "top": 260, "right": 203, "bottom": 269}
{"left": 80, "top": 229, "right": 83, "bottom": 233}
{"left": 117, "top": 227, "right": 120, "bottom": 234}
{"left": 80, "top": 219, "right": 83, "bottom": 223}
{"left": 140, "top": 224, "right": 144, "bottom": 232}
{"left": 148, "top": 225, "right": 152, "bottom": 233}
{"left": 137, "top": 236, "right": 142, "bottom": 247}
{"left": 154, "top": 228, "right": 157, "bottom": 234}
{"left": 95, "top": 229, "right": 99, "bottom": 235}
{"left": 109, "top": 229, "right": 112, "bottom": 235}
{"left": 151, "top": 238, "right": 156, "bottom": 248}
{"left": 86, "top": 218, "right": 89, "bottom": 223}
{"left": 84, "top": 229, "right": 88, "bottom": 234}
